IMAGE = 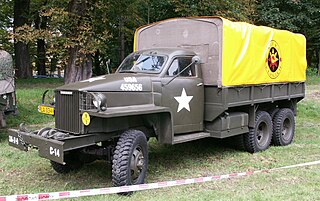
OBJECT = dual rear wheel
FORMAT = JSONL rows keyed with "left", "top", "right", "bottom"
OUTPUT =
{"left": 243, "top": 108, "right": 295, "bottom": 153}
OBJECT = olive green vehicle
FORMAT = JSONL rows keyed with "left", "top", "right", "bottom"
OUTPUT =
{"left": 8, "top": 17, "right": 307, "bottom": 187}
{"left": 0, "top": 50, "right": 17, "bottom": 128}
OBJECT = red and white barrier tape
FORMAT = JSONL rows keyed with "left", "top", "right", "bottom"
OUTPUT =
{"left": 1, "top": 160, "right": 320, "bottom": 201}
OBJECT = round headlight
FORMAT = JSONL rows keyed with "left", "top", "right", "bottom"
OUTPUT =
{"left": 92, "top": 99, "right": 101, "bottom": 108}
{"left": 91, "top": 93, "right": 106, "bottom": 111}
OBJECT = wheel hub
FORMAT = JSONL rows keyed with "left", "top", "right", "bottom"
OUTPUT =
{"left": 282, "top": 118, "right": 292, "bottom": 141}
{"left": 130, "top": 146, "right": 144, "bottom": 182}
{"left": 257, "top": 123, "right": 268, "bottom": 146}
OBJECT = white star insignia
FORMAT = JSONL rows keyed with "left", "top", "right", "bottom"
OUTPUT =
{"left": 174, "top": 88, "right": 193, "bottom": 112}
{"left": 80, "top": 76, "right": 105, "bottom": 83}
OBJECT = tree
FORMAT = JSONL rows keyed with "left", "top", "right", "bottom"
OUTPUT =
{"left": 32, "top": 0, "right": 47, "bottom": 76}
{"left": 169, "top": 0, "right": 257, "bottom": 22}
{"left": 63, "top": 0, "right": 93, "bottom": 84}
{"left": 14, "top": 0, "right": 32, "bottom": 78}
{"left": 0, "top": 0, "right": 14, "bottom": 53}
{"left": 41, "top": 0, "right": 110, "bottom": 83}
{"left": 7, "top": 0, "right": 319, "bottom": 82}
{"left": 106, "top": 0, "right": 145, "bottom": 65}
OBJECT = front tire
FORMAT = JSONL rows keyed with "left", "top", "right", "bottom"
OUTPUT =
{"left": 244, "top": 111, "right": 272, "bottom": 153}
{"left": 50, "top": 152, "right": 83, "bottom": 174}
{"left": 112, "top": 130, "right": 148, "bottom": 187}
{"left": 272, "top": 108, "right": 295, "bottom": 146}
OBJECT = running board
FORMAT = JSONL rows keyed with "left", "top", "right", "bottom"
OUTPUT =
{"left": 173, "top": 132, "right": 211, "bottom": 144}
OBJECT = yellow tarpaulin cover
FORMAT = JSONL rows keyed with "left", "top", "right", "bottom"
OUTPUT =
{"left": 221, "top": 18, "right": 307, "bottom": 86}
{"left": 133, "top": 17, "right": 307, "bottom": 87}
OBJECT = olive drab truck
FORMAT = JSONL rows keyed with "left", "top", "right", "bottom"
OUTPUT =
{"left": 0, "top": 50, "right": 16, "bottom": 128}
{"left": 8, "top": 17, "right": 307, "bottom": 187}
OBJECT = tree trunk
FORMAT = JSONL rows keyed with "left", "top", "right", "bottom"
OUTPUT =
{"left": 50, "top": 55, "right": 58, "bottom": 75}
{"left": 64, "top": 0, "right": 92, "bottom": 84}
{"left": 119, "top": 18, "right": 125, "bottom": 64}
{"left": 94, "top": 50, "right": 101, "bottom": 76}
{"left": 317, "top": 48, "right": 320, "bottom": 76}
{"left": 65, "top": 46, "right": 92, "bottom": 84}
{"left": 35, "top": 13, "right": 47, "bottom": 76}
{"left": 36, "top": 39, "right": 46, "bottom": 75}
{"left": 14, "top": 0, "right": 32, "bottom": 78}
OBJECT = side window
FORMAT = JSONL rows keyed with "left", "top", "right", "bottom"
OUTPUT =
{"left": 167, "top": 57, "right": 195, "bottom": 77}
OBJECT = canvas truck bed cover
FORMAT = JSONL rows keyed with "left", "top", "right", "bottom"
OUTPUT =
{"left": 134, "top": 17, "right": 307, "bottom": 87}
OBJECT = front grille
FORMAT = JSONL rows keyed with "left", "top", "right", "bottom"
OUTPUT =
{"left": 55, "top": 90, "right": 80, "bottom": 134}
{"left": 80, "top": 92, "right": 95, "bottom": 110}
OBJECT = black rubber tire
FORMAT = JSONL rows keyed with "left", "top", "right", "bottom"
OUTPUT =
{"left": 112, "top": 130, "right": 148, "bottom": 188}
{"left": 244, "top": 111, "right": 272, "bottom": 153}
{"left": 50, "top": 152, "right": 83, "bottom": 174}
{"left": 269, "top": 108, "right": 280, "bottom": 119}
{"left": 272, "top": 108, "right": 295, "bottom": 146}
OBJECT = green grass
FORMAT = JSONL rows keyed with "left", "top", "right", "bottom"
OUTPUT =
{"left": 1, "top": 78, "right": 320, "bottom": 200}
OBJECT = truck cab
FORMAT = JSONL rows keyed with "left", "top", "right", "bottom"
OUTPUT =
{"left": 117, "top": 48, "right": 204, "bottom": 135}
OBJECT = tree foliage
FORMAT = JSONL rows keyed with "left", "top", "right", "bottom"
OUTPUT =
{"left": 0, "top": 0, "right": 13, "bottom": 52}
{"left": 0, "top": 0, "right": 319, "bottom": 81}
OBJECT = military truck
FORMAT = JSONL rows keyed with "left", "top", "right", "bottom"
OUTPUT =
{"left": 8, "top": 17, "right": 307, "bottom": 187}
{"left": 0, "top": 50, "right": 16, "bottom": 128}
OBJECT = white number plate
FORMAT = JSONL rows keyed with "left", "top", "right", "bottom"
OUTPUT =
{"left": 120, "top": 83, "right": 143, "bottom": 91}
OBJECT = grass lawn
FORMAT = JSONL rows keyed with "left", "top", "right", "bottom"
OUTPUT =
{"left": 0, "top": 77, "right": 320, "bottom": 200}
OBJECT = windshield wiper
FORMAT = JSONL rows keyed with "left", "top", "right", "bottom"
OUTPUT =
{"left": 135, "top": 56, "right": 150, "bottom": 66}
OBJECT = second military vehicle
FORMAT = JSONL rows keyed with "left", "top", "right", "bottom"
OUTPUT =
{"left": 0, "top": 50, "right": 16, "bottom": 128}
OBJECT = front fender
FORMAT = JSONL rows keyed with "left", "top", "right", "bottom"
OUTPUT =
{"left": 84, "top": 104, "right": 174, "bottom": 144}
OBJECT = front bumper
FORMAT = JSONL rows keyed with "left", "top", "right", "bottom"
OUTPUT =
{"left": 8, "top": 129, "right": 65, "bottom": 164}
{"left": 8, "top": 128, "right": 114, "bottom": 164}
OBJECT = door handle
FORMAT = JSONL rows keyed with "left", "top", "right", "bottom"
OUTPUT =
{"left": 197, "top": 83, "right": 203, "bottom": 87}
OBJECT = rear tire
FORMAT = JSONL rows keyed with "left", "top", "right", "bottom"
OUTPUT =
{"left": 112, "top": 130, "right": 148, "bottom": 188}
{"left": 272, "top": 108, "right": 295, "bottom": 146}
{"left": 50, "top": 152, "right": 83, "bottom": 174}
{"left": 244, "top": 111, "right": 272, "bottom": 153}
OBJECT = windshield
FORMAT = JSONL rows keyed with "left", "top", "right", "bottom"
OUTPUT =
{"left": 117, "top": 52, "right": 167, "bottom": 73}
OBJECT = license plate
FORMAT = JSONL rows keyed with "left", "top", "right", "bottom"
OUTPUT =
{"left": 38, "top": 105, "right": 54, "bottom": 115}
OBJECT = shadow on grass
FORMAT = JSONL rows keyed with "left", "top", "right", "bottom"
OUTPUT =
{"left": 43, "top": 137, "right": 244, "bottom": 189}
{"left": 0, "top": 128, "right": 8, "bottom": 143}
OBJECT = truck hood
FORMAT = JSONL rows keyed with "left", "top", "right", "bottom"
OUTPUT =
{"left": 56, "top": 73, "right": 153, "bottom": 92}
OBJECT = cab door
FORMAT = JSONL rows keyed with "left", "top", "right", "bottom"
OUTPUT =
{"left": 161, "top": 57, "right": 204, "bottom": 134}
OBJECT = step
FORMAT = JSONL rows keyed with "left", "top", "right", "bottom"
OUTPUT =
{"left": 173, "top": 132, "right": 211, "bottom": 144}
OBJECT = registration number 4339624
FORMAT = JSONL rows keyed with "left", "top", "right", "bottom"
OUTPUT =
{"left": 38, "top": 105, "right": 55, "bottom": 115}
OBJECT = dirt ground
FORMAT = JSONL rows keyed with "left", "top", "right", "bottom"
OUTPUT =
{"left": 305, "top": 85, "right": 320, "bottom": 102}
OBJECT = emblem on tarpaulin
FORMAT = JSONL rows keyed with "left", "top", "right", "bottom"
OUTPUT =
{"left": 265, "top": 40, "right": 282, "bottom": 79}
